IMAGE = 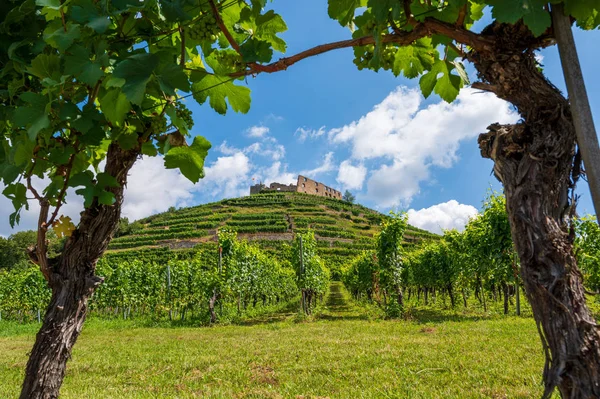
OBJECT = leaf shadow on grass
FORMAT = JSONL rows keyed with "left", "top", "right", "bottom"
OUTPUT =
{"left": 407, "top": 308, "right": 497, "bottom": 324}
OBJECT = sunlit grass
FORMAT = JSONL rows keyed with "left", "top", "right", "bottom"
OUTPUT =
{"left": 0, "top": 283, "right": 552, "bottom": 398}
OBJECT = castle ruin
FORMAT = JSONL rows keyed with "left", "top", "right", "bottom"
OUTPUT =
{"left": 250, "top": 175, "right": 342, "bottom": 199}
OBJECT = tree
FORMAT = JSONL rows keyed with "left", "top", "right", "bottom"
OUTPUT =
{"left": 342, "top": 190, "right": 355, "bottom": 203}
{"left": 0, "top": 0, "right": 287, "bottom": 397}
{"left": 2, "top": 0, "right": 600, "bottom": 396}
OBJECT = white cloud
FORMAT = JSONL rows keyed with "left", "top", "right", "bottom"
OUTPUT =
{"left": 337, "top": 160, "right": 367, "bottom": 190}
{"left": 407, "top": 200, "right": 478, "bottom": 234}
{"left": 201, "top": 152, "right": 251, "bottom": 198}
{"left": 295, "top": 126, "right": 326, "bottom": 142}
{"left": 218, "top": 141, "right": 239, "bottom": 155}
{"left": 122, "top": 156, "right": 194, "bottom": 220}
{"left": 255, "top": 161, "right": 297, "bottom": 186}
{"left": 329, "top": 87, "right": 519, "bottom": 207}
{"left": 246, "top": 125, "right": 270, "bottom": 138}
{"left": 301, "top": 152, "right": 335, "bottom": 177}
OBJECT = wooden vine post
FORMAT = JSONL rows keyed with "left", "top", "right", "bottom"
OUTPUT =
{"left": 552, "top": 3, "right": 600, "bottom": 223}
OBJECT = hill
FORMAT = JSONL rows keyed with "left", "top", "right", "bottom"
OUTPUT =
{"left": 106, "top": 192, "right": 438, "bottom": 275}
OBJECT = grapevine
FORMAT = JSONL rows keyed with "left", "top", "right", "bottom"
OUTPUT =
{"left": 186, "top": 4, "right": 220, "bottom": 42}
{"left": 175, "top": 103, "right": 195, "bottom": 130}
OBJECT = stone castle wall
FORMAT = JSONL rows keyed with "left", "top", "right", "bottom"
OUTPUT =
{"left": 296, "top": 175, "right": 342, "bottom": 199}
{"left": 250, "top": 176, "right": 342, "bottom": 199}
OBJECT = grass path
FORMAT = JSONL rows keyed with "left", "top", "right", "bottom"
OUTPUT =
{"left": 0, "top": 284, "right": 551, "bottom": 398}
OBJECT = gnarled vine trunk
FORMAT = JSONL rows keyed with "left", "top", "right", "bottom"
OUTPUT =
{"left": 20, "top": 144, "right": 139, "bottom": 399}
{"left": 474, "top": 23, "right": 600, "bottom": 398}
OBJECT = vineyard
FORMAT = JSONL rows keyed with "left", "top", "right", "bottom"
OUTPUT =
{"left": 0, "top": 192, "right": 436, "bottom": 322}
{"left": 2, "top": 192, "right": 600, "bottom": 398}
{"left": 3, "top": 191, "right": 600, "bottom": 326}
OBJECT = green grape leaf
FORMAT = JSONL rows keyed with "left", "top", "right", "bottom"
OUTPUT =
{"left": 64, "top": 45, "right": 106, "bottom": 86}
{"left": 488, "top": 0, "right": 528, "bottom": 23}
{"left": 165, "top": 106, "right": 189, "bottom": 135}
{"left": 488, "top": 0, "right": 551, "bottom": 36}
{"left": 451, "top": 60, "right": 470, "bottom": 86}
{"left": 240, "top": 38, "right": 273, "bottom": 63}
{"left": 157, "top": 64, "right": 191, "bottom": 96}
{"left": 28, "top": 53, "right": 61, "bottom": 81}
{"left": 99, "top": 89, "right": 131, "bottom": 127}
{"left": 43, "top": 20, "right": 81, "bottom": 51}
{"left": 112, "top": 53, "right": 159, "bottom": 105}
{"left": 160, "top": 0, "right": 192, "bottom": 22}
{"left": 13, "top": 92, "right": 50, "bottom": 140}
{"left": 392, "top": 38, "right": 436, "bottom": 79}
{"left": 254, "top": 10, "right": 288, "bottom": 53}
{"left": 191, "top": 73, "right": 251, "bottom": 115}
{"left": 328, "top": 0, "right": 367, "bottom": 26}
{"left": 36, "top": 0, "right": 61, "bottom": 20}
{"left": 522, "top": 1, "right": 551, "bottom": 36}
{"left": 368, "top": 0, "right": 400, "bottom": 23}
{"left": 70, "top": 0, "right": 112, "bottom": 33}
{"left": 419, "top": 59, "right": 462, "bottom": 103}
{"left": 141, "top": 142, "right": 158, "bottom": 156}
{"left": 69, "top": 170, "right": 94, "bottom": 188}
{"left": 565, "top": 0, "right": 600, "bottom": 29}
{"left": 2, "top": 183, "right": 28, "bottom": 227}
{"left": 164, "top": 135, "right": 211, "bottom": 183}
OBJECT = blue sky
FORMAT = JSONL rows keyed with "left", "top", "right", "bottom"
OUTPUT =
{"left": 1, "top": 1, "right": 599, "bottom": 236}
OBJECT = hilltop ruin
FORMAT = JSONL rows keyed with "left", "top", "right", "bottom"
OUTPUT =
{"left": 250, "top": 175, "right": 342, "bottom": 199}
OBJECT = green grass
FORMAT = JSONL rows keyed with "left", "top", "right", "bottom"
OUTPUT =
{"left": 0, "top": 283, "right": 549, "bottom": 399}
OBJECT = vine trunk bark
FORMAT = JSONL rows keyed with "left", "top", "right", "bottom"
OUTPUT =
{"left": 473, "top": 23, "right": 600, "bottom": 398}
{"left": 20, "top": 143, "right": 139, "bottom": 399}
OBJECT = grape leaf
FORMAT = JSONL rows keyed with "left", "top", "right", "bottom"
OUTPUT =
{"left": 43, "top": 20, "right": 81, "bottom": 51}
{"left": 392, "top": 38, "right": 436, "bottom": 79}
{"left": 70, "top": 0, "right": 112, "bottom": 33}
{"left": 13, "top": 92, "right": 50, "bottom": 140}
{"left": 488, "top": 0, "right": 551, "bottom": 36}
{"left": 191, "top": 74, "right": 251, "bottom": 115}
{"left": 164, "top": 135, "right": 211, "bottom": 183}
{"left": 156, "top": 64, "right": 191, "bottom": 95}
{"left": 255, "top": 10, "right": 288, "bottom": 53}
{"left": 419, "top": 59, "right": 462, "bottom": 103}
{"left": 28, "top": 54, "right": 61, "bottom": 81}
{"left": 488, "top": 0, "right": 528, "bottom": 24}
{"left": 2, "top": 183, "right": 28, "bottom": 227}
{"left": 99, "top": 89, "right": 131, "bottom": 127}
{"left": 64, "top": 45, "right": 107, "bottom": 86}
{"left": 328, "top": 0, "right": 367, "bottom": 26}
{"left": 52, "top": 215, "right": 76, "bottom": 238}
{"left": 522, "top": 1, "right": 551, "bottom": 36}
{"left": 112, "top": 53, "right": 159, "bottom": 105}
{"left": 240, "top": 38, "right": 273, "bottom": 63}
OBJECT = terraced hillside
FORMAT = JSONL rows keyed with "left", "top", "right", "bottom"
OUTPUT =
{"left": 105, "top": 192, "right": 438, "bottom": 275}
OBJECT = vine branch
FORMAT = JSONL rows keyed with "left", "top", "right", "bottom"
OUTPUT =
{"left": 233, "top": 19, "right": 493, "bottom": 78}
{"left": 209, "top": 0, "right": 241, "bottom": 54}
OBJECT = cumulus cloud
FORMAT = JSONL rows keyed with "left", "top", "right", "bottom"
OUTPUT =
{"left": 329, "top": 87, "right": 519, "bottom": 207}
{"left": 246, "top": 125, "right": 270, "bottom": 138}
{"left": 255, "top": 161, "right": 297, "bottom": 186}
{"left": 407, "top": 200, "right": 478, "bottom": 234}
{"left": 0, "top": 156, "right": 196, "bottom": 234}
{"left": 122, "top": 156, "right": 194, "bottom": 220}
{"left": 201, "top": 152, "right": 251, "bottom": 198}
{"left": 301, "top": 152, "right": 335, "bottom": 177}
{"left": 295, "top": 126, "right": 326, "bottom": 142}
{"left": 337, "top": 160, "right": 367, "bottom": 190}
